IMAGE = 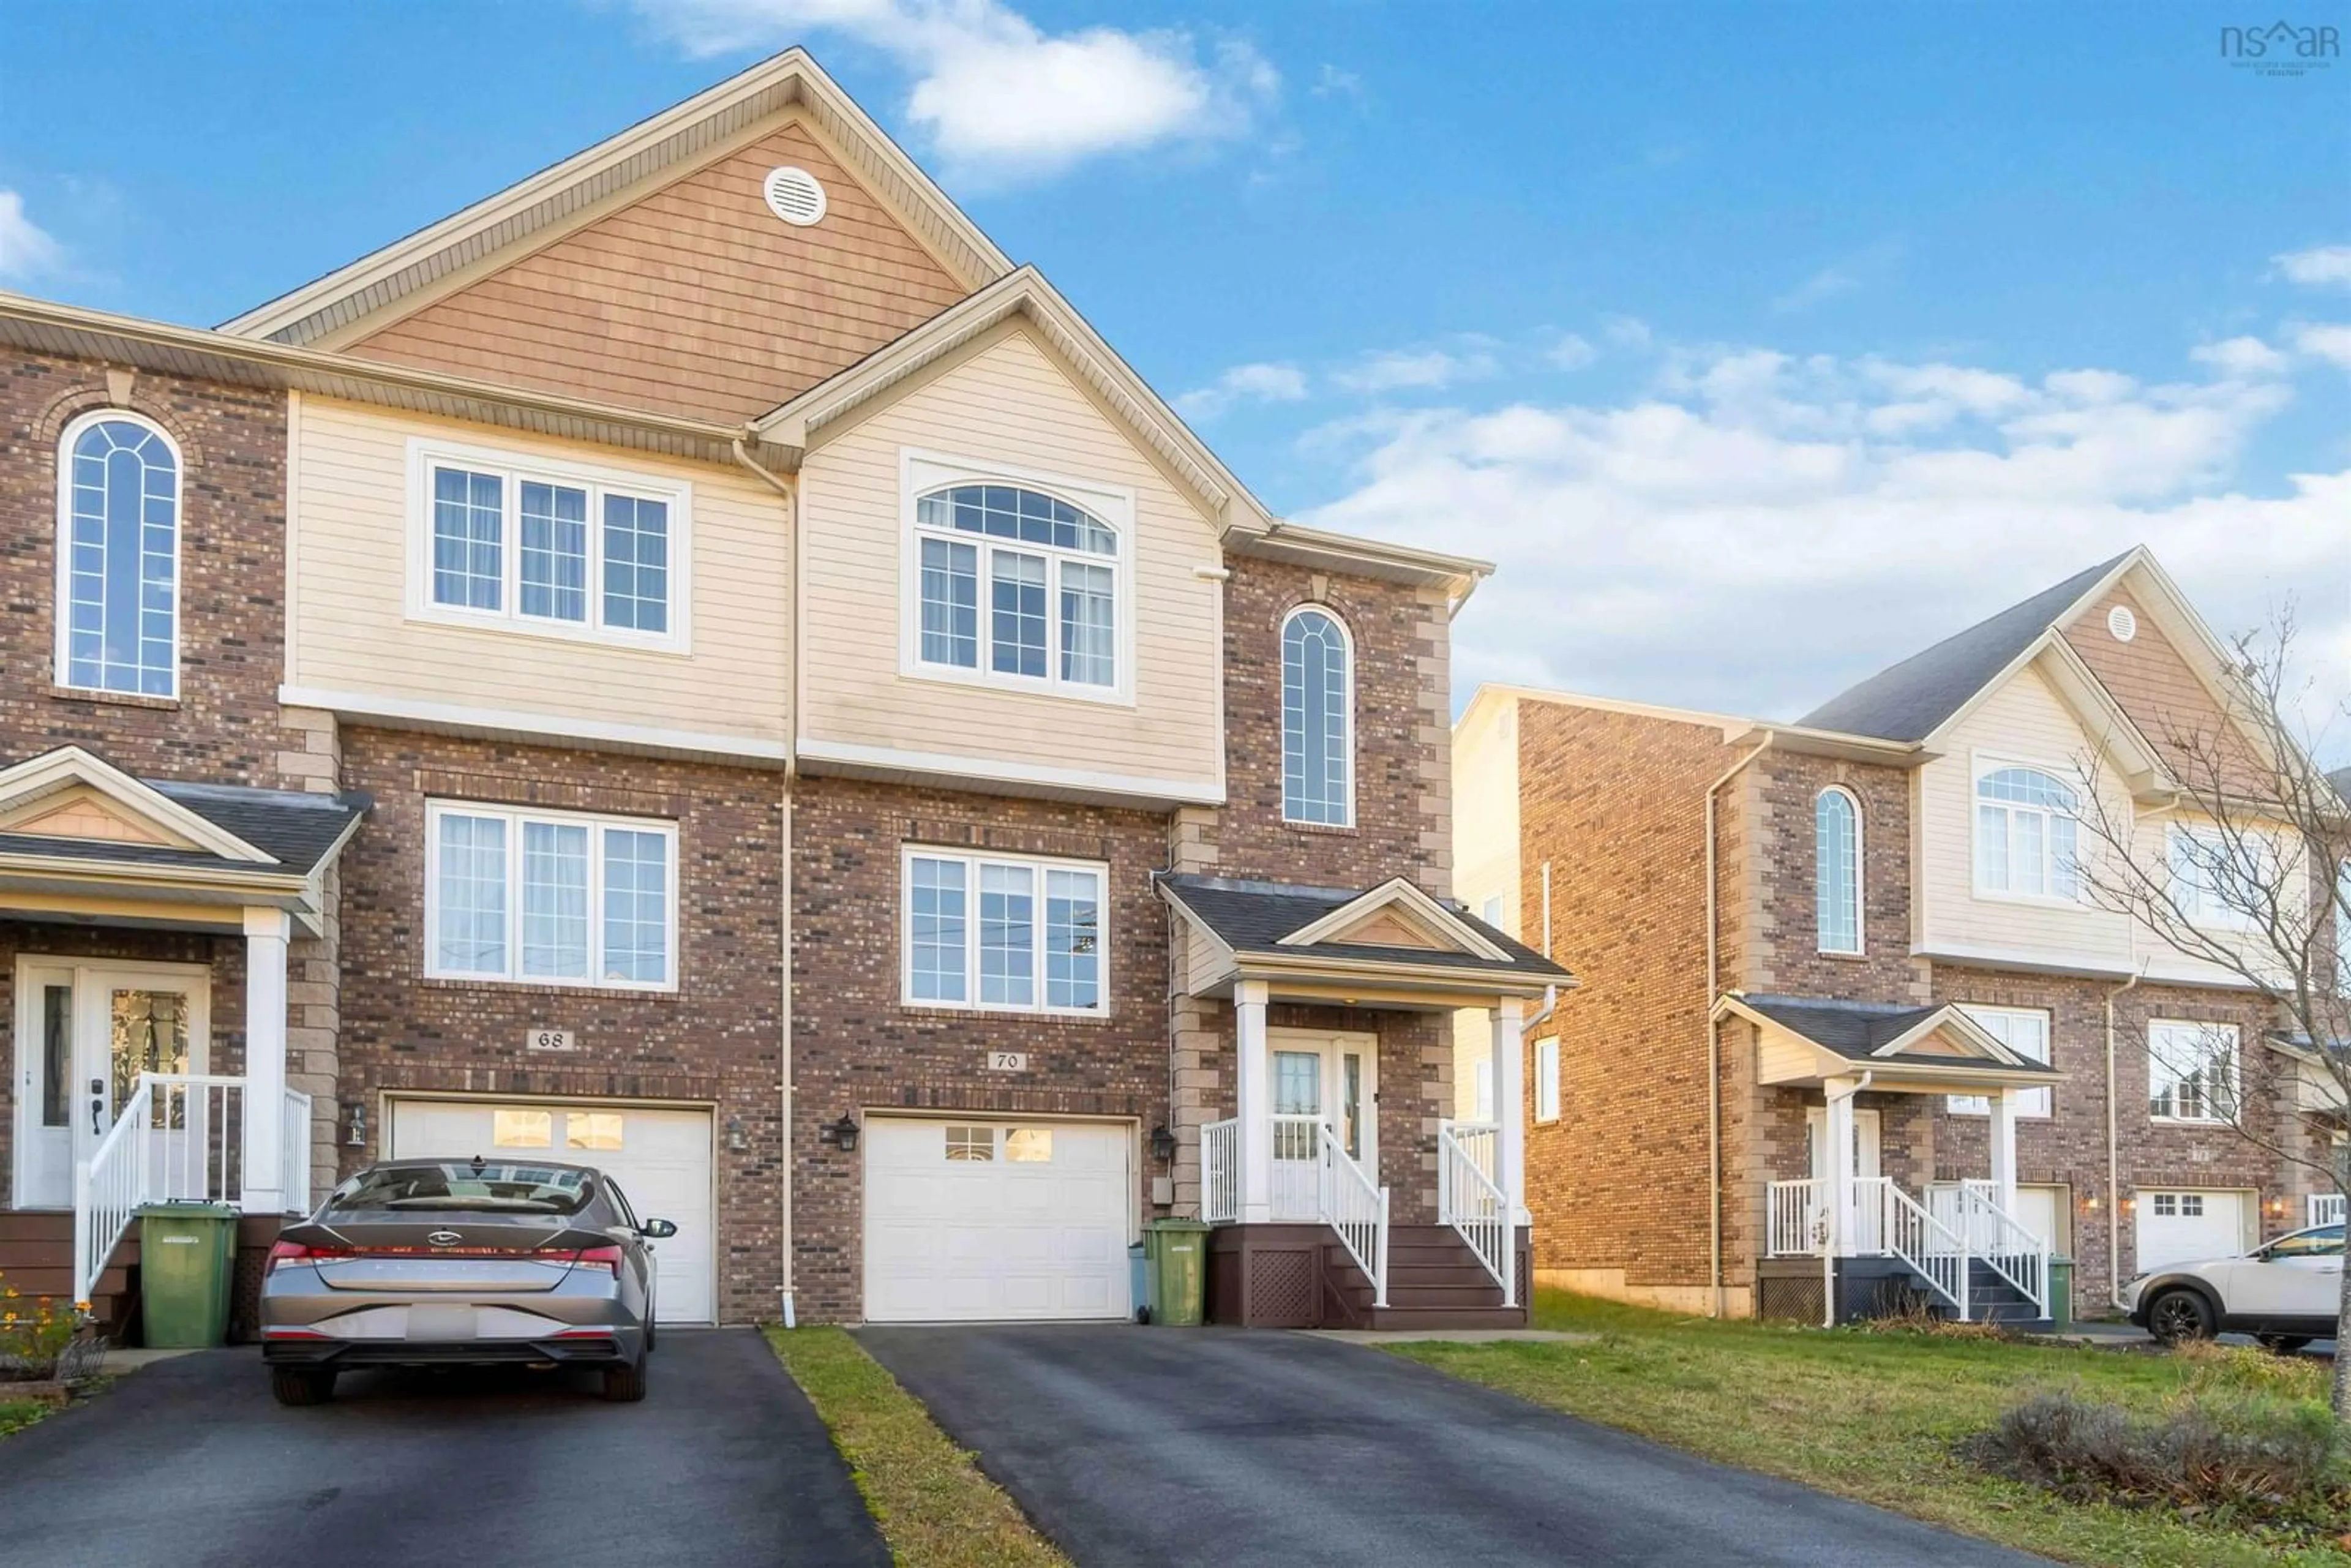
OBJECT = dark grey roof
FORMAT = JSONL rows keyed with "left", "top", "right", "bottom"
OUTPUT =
{"left": 1158, "top": 874, "right": 1573, "bottom": 981}
{"left": 1740, "top": 994, "right": 2059, "bottom": 1075}
{"left": 2329, "top": 767, "right": 2351, "bottom": 808}
{"left": 1797, "top": 552, "right": 2132, "bottom": 743}
{"left": 0, "top": 776, "right": 366, "bottom": 877}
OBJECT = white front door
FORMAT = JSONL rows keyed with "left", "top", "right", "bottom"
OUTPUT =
{"left": 1804, "top": 1107, "right": 1881, "bottom": 1184}
{"left": 1269, "top": 1030, "right": 1377, "bottom": 1223}
{"left": 11, "top": 959, "right": 210, "bottom": 1210}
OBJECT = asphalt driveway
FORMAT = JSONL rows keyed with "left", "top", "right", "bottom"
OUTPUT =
{"left": 0, "top": 1329, "right": 885, "bottom": 1568}
{"left": 860, "top": 1324, "right": 2052, "bottom": 1568}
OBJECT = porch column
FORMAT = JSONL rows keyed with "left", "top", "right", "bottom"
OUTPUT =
{"left": 1235, "top": 980, "right": 1272, "bottom": 1224}
{"left": 1491, "top": 998, "right": 1527, "bottom": 1228}
{"left": 242, "top": 907, "right": 290, "bottom": 1217}
{"left": 1987, "top": 1087, "right": 2019, "bottom": 1214}
{"left": 1823, "top": 1076, "right": 1858, "bottom": 1255}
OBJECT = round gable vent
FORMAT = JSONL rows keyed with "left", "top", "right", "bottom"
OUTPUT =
{"left": 2107, "top": 604, "right": 2138, "bottom": 643}
{"left": 763, "top": 167, "right": 827, "bottom": 227}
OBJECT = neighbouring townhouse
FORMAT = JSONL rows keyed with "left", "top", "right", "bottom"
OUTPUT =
{"left": 0, "top": 50, "right": 1567, "bottom": 1339}
{"left": 1453, "top": 547, "right": 2338, "bottom": 1324}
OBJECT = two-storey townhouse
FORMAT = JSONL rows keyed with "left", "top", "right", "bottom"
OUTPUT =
{"left": 1, "top": 50, "right": 1566, "bottom": 1340}
{"left": 1453, "top": 547, "right": 2328, "bottom": 1323}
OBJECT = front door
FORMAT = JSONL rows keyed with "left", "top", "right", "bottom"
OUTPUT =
{"left": 1268, "top": 1030, "right": 1377, "bottom": 1222}
{"left": 10, "top": 959, "right": 210, "bottom": 1210}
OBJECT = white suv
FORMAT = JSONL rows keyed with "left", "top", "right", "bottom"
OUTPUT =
{"left": 2122, "top": 1221, "right": 2342, "bottom": 1351}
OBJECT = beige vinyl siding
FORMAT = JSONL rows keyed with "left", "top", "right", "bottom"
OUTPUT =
{"left": 797, "top": 325, "right": 1221, "bottom": 793}
{"left": 291, "top": 397, "right": 788, "bottom": 749}
{"left": 1451, "top": 694, "right": 1523, "bottom": 1117}
{"left": 1755, "top": 1029, "right": 1818, "bottom": 1086}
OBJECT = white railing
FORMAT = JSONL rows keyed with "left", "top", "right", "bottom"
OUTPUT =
{"left": 1874, "top": 1179, "right": 1968, "bottom": 1316}
{"left": 1775, "top": 1176, "right": 2053, "bottom": 1321}
{"left": 282, "top": 1088, "right": 313, "bottom": 1215}
{"left": 147, "top": 1073, "right": 246, "bottom": 1205}
{"left": 73, "top": 1077, "right": 154, "bottom": 1306}
{"left": 1270, "top": 1114, "right": 1324, "bottom": 1222}
{"left": 1960, "top": 1184, "right": 2048, "bottom": 1318}
{"left": 2311, "top": 1193, "right": 2345, "bottom": 1228}
{"left": 1768, "top": 1178, "right": 1831, "bottom": 1257}
{"left": 1317, "top": 1119, "right": 1389, "bottom": 1308}
{"left": 1202, "top": 1118, "right": 1240, "bottom": 1223}
{"left": 1438, "top": 1120, "right": 1512, "bottom": 1305}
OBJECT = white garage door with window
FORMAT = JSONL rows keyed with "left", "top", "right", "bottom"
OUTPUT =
{"left": 864, "top": 1118, "right": 1132, "bottom": 1323}
{"left": 386, "top": 1099, "right": 715, "bottom": 1324}
{"left": 2136, "top": 1189, "right": 2248, "bottom": 1275}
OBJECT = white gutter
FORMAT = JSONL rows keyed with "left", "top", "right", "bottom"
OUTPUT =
{"left": 1704, "top": 737, "right": 1774, "bottom": 1317}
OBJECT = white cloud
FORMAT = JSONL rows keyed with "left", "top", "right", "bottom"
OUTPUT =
{"left": 1309, "top": 63, "right": 1364, "bottom": 101}
{"left": 1174, "top": 361, "right": 1308, "bottom": 419}
{"left": 1295, "top": 336, "right": 2347, "bottom": 754}
{"left": 638, "top": 0, "right": 1278, "bottom": 182}
{"left": 2291, "top": 322, "right": 2351, "bottom": 369}
{"left": 1332, "top": 343, "right": 1501, "bottom": 394}
{"left": 0, "top": 190, "right": 62, "bottom": 280}
{"left": 1770, "top": 265, "right": 1859, "bottom": 315}
{"left": 2274, "top": 244, "right": 2351, "bottom": 288}
{"left": 2190, "top": 336, "right": 2290, "bottom": 378}
{"left": 1547, "top": 333, "right": 1597, "bottom": 371}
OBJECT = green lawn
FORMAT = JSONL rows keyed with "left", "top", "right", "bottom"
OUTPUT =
{"left": 765, "top": 1326, "right": 1070, "bottom": 1568}
{"left": 1387, "top": 1289, "right": 2351, "bottom": 1568}
{"left": 0, "top": 1398, "right": 48, "bottom": 1439}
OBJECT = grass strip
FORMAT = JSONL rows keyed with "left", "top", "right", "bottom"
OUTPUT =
{"left": 765, "top": 1326, "right": 1070, "bottom": 1568}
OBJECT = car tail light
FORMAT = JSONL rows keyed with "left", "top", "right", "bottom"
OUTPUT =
{"left": 266, "top": 1240, "right": 353, "bottom": 1272}
{"left": 574, "top": 1245, "right": 624, "bottom": 1278}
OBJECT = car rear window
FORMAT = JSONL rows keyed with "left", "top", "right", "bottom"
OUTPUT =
{"left": 331, "top": 1163, "right": 597, "bottom": 1215}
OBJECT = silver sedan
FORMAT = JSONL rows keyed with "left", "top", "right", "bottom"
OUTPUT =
{"left": 259, "top": 1157, "right": 676, "bottom": 1406}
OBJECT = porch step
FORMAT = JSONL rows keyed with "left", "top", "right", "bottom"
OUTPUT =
{"left": 1319, "top": 1231, "right": 1526, "bottom": 1329}
{"left": 0, "top": 1212, "right": 137, "bottom": 1340}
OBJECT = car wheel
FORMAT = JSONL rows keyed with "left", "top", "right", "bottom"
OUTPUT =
{"left": 270, "top": 1367, "right": 337, "bottom": 1407}
{"left": 602, "top": 1353, "right": 648, "bottom": 1403}
{"left": 2256, "top": 1334, "right": 2314, "bottom": 1354}
{"left": 2145, "top": 1288, "right": 2216, "bottom": 1344}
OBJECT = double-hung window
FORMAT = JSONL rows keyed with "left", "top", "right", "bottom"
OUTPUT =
{"left": 1974, "top": 763, "right": 2080, "bottom": 900}
{"left": 56, "top": 411, "right": 181, "bottom": 698}
{"left": 1948, "top": 1005, "right": 2053, "bottom": 1117}
{"left": 902, "top": 847, "right": 1106, "bottom": 1015}
{"left": 426, "top": 801, "right": 677, "bottom": 990}
{"left": 2167, "top": 823, "right": 2262, "bottom": 930}
{"left": 411, "top": 440, "right": 686, "bottom": 649}
{"left": 2149, "top": 1020, "right": 2238, "bottom": 1123}
{"left": 907, "top": 463, "right": 1127, "bottom": 699}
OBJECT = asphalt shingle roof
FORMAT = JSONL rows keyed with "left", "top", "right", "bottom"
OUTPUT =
{"left": 1796, "top": 552, "right": 2131, "bottom": 743}
{"left": 0, "top": 776, "right": 366, "bottom": 877}
{"left": 1741, "top": 994, "right": 2059, "bottom": 1075}
{"left": 1158, "top": 874, "right": 1573, "bottom": 981}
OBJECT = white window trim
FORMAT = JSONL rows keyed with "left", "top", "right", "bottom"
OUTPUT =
{"left": 1815, "top": 785, "right": 1864, "bottom": 956}
{"left": 2148, "top": 1018, "right": 2240, "bottom": 1125}
{"left": 1945, "top": 1004, "right": 2054, "bottom": 1119}
{"left": 54, "top": 408, "right": 184, "bottom": 700}
{"left": 422, "top": 800, "right": 680, "bottom": 993}
{"left": 1280, "top": 602, "right": 1357, "bottom": 828}
{"left": 1534, "top": 1037, "right": 1561, "bottom": 1124}
{"left": 404, "top": 437, "right": 692, "bottom": 655}
{"left": 898, "top": 843, "right": 1111, "bottom": 1018}
{"left": 2165, "top": 822, "right": 2260, "bottom": 932}
{"left": 898, "top": 448, "right": 1137, "bottom": 708}
{"left": 1968, "top": 750, "right": 2087, "bottom": 909}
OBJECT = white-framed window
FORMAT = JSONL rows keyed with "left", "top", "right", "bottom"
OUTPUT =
{"left": 2148, "top": 1019, "right": 2239, "bottom": 1123}
{"left": 901, "top": 846, "right": 1107, "bottom": 1016}
{"left": 2150, "top": 1191, "right": 2204, "bottom": 1219}
{"left": 1282, "top": 606, "right": 1354, "bottom": 826}
{"left": 424, "top": 800, "right": 677, "bottom": 991}
{"left": 1534, "top": 1038, "right": 1561, "bottom": 1123}
{"left": 901, "top": 451, "right": 1132, "bottom": 704}
{"left": 2167, "top": 823, "right": 2262, "bottom": 930}
{"left": 1974, "top": 762, "right": 2081, "bottom": 901}
{"left": 1947, "top": 1005, "right": 2053, "bottom": 1118}
{"left": 1480, "top": 895, "right": 1505, "bottom": 928}
{"left": 405, "top": 438, "right": 689, "bottom": 651}
{"left": 55, "top": 410, "right": 181, "bottom": 698}
{"left": 1474, "top": 1058, "right": 1494, "bottom": 1122}
{"left": 1815, "top": 787, "right": 1862, "bottom": 954}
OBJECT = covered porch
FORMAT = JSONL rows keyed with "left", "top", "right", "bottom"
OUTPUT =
{"left": 0, "top": 748, "right": 364, "bottom": 1315}
{"left": 1722, "top": 993, "right": 2066, "bottom": 1327}
{"left": 1158, "top": 873, "right": 1572, "bottom": 1329}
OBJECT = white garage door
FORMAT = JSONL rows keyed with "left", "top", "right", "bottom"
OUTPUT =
{"left": 864, "top": 1118, "right": 1132, "bottom": 1323}
{"left": 2135, "top": 1189, "right": 2248, "bottom": 1275}
{"left": 387, "top": 1099, "right": 715, "bottom": 1324}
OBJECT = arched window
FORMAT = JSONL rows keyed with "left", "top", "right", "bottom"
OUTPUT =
{"left": 1975, "top": 765, "right": 2080, "bottom": 899}
{"left": 58, "top": 412, "right": 180, "bottom": 697}
{"left": 1281, "top": 607, "right": 1352, "bottom": 825}
{"left": 912, "top": 483, "right": 1119, "bottom": 691}
{"left": 1815, "top": 787, "right": 1861, "bottom": 953}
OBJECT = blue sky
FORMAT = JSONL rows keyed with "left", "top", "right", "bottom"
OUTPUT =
{"left": 1, "top": 1, "right": 2345, "bottom": 749}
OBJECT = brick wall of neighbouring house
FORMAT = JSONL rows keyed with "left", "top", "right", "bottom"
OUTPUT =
{"left": 789, "top": 775, "right": 1173, "bottom": 1323}
{"left": 1747, "top": 752, "right": 1927, "bottom": 1001}
{"left": 1519, "top": 700, "right": 1749, "bottom": 1300}
{"left": 334, "top": 727, "right": 788, "bottom": 1324}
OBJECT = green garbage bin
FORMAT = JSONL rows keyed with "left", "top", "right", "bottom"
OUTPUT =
{"left": 1145, "top": 1219, "right": 1211, "bottom": 1327}
{"left": 136, "top": 1202, "right": 238, "bottom": 1349}
{"left": 2046, "top": 1256, "right": 2073, "bottom": 1332}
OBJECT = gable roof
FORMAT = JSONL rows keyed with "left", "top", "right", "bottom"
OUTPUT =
{"left": 2328, "top": 767, "right": 2351, "bottom": 808}
{"left": 220, "top": 48, "right": 1012, "bottom": 347}
{"left": 0, "top": 748, "right": 367, "bottom": 881}
{"left": 1797, "top": 552, "right": 2133, "bottom": 743}
{"left": 1157, "top": 873, "right": 1571, "bottom": 988}
{"left": 1722, "top": 993, "right": 2061, "bottom": 1085}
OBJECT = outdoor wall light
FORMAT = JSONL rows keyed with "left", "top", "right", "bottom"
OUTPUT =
{"left": 726, "top": 1117, "right": 749, "bottom": 1154}
{"left": 1150, "top": 1124, "right": 1177, "bottom": 1164}
{"left": 2082, "top": 1192, "right": 2100, "bottom": 1212}
{"left": 344, "top": 1101, "right": 368, "bottom": 1147}
{"left": 822, "top": 1113, "right": 860, "bottom": 1153}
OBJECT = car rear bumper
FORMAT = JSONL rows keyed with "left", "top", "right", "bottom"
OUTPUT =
{"left": 262, "top": 1330, "right": 640, "bottom": 1368}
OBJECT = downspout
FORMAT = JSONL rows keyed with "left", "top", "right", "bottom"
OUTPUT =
{"left": 2106, "top": 962, "right": 2147, "bottom": 1313}
{"left": 735, "top": 436, "right": 800, "bottom": 1329}
{"left": 1524, "top": 861, "right": 1559, "bottom": 1029}
{"left": 1705, "top": 736, "right": 1774, "bottom": 1317}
